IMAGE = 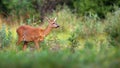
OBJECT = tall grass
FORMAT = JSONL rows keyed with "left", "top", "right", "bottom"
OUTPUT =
{"left": 0, "top": 24, "right": 12, "bottom": 48}
{"left": 0, "top": 6, "right": 120, "bottom": 68}
{"left": 105, "top": 9, "right": 120, "bottom": 47}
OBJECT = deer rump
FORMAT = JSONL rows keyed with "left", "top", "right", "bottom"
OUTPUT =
{"left": 17, "top": 25, "right": 44, "bottom": 42}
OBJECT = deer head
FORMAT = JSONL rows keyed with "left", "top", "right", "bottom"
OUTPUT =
{"left": 46, "top": 17, "right": 59, "bottom": 28}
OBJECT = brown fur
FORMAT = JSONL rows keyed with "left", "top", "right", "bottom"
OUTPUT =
{"left": 17, "top": 25, "right": 44, "bottom": 42}
{"left": 16, "top": 18, "right": 59, "bottom": 50}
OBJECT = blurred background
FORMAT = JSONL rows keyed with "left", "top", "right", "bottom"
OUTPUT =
{"left": 0, "top": 0, "right": 120, "bottom": 68}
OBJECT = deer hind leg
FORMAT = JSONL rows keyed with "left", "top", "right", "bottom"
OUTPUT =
{"left": 23, "top": 41, "right": 28, "bottom": 50}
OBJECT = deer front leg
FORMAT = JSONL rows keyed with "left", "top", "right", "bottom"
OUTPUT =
{"left": 34, "top": 40, "right": 40, "bottom": 50}
{"left": 23, "top": 41, "right": 28, "bottom": 50}
{"left": 16, "top": 37, "right": 22, "bottom": 45}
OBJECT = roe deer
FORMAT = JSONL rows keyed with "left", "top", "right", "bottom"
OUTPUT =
{"left": 16, "top": 17, "right": 59, "bottom": 50}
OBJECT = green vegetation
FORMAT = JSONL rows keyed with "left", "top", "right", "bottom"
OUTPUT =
{"left": 73, "top": 0, "right": 120, "bottom": 18}
{"left": 0, "top": 0, "right": 120, "bottom": 68}
{"left": 0, "top": 24, "right": 12, "bottom": 48}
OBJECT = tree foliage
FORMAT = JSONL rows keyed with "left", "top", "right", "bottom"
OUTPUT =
{"left": 73, "top": 0, "right": 120, "bottom": 18}
{"left": 0, "top": 0, "right": 120, "bottom": 19}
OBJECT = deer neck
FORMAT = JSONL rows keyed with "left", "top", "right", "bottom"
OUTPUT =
{"left": 43, "top": 25, "right": 52, "bottom": 36}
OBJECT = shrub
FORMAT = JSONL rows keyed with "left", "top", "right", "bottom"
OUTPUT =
{"left": 105, "top": 9, "right": 120, "bottom": 47}
{"left": 73, "top": 0, "right": 120, "bottom": 18}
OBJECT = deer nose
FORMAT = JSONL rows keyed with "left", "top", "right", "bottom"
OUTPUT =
{"left": 57, "top": 25, "right": 60, "bottom": 28}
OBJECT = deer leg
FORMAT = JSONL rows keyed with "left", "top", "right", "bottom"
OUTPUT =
{"left": 16, "top": 37, "right": 22, "bottom": 45}
{"left": 23, "top": 41, "right": 28, "bottom": 50}
{"left": 34, "top": 41, "right": 40, "bottom": 50}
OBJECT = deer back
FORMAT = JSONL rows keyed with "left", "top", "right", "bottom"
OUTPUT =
{"left": 17, "top": 25, "right": 44, "bottom": 41}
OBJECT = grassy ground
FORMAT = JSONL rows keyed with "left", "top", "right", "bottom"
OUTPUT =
{"left": 0, "top": 7, "right": 120, "bottom": 68}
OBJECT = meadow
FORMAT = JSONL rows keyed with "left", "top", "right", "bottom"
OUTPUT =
{"left": 0, "top": 7, "right": 120, "bottom": 68}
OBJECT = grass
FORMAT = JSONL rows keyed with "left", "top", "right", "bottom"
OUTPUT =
{"left": 0, "top": 47, "right": 119, "bottom": 68}
{"left": 0, "top": 6, "right": 120, "bottom": 68}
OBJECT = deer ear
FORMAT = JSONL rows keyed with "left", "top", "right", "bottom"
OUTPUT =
{"left": 46, "top": 17, "right": 50, "bottom": 22}
{"left": 54, "top": 17, "right": 57, "bottom": 22}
